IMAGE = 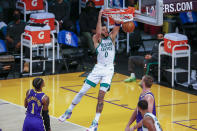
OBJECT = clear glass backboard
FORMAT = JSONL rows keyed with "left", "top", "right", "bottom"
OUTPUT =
{"left": 134, "top": 0, "right": 163, "bottom": 26}
{"left": 104, "top": 0, "right": 163, "bottom": 26}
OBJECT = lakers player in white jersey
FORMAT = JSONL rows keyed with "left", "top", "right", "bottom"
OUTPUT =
{"left": 59, "top": 10, "right": 120, "bottom": 131}
{"left": 138, "top": 100, "right": 162, "bottom": 131}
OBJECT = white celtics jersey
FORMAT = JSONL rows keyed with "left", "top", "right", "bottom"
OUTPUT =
{"left": 96, "top": 36, "right": 115, "bottom": 66}
{"left": 142, "top": 113, "right": 162, "bottom": 131}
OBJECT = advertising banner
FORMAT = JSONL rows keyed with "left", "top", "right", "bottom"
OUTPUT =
{"left": 145, "top": 0, "right": 197, "bottom": 14}
{"left": 163, "top": 0, "right": 197, "bottom": 14}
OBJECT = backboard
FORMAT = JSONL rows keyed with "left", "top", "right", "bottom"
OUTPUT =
{"left": 104, "top": 0, "right": 163, "bottom": 26}
{"left": 134, "top": 0, "right": 163, "bottom": 26}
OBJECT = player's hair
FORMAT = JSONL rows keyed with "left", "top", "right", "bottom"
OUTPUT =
{"left": 33, "top": 78, "right": 44, "bottom": 90}
{"left": 143, "top": 75, "right": 153, "bottom": 88}
{"left": 138, "top": 100, "right": 148, "bottom": 110}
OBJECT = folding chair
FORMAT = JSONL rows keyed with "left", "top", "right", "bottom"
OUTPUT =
{"left": 58, "top": 30, "right": 85, "bottom": 72}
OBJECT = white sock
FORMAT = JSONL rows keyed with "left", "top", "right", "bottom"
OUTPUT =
{"left": 68, "top": 103, "right": 75, "bottom": 111}
{"left": 130, "top": 73, "right": 135, "bottom": 78}
{"left": 94, "top": 113, "right": 101, "bottom": 123}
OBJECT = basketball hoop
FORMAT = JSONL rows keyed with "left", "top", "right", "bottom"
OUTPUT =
{"left": 103, "top": 7, "right": 135, "bottom": 24}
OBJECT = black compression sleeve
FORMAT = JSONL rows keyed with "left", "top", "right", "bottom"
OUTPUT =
{"left": 42, "top": 110, "right": 51, "bottom": 131}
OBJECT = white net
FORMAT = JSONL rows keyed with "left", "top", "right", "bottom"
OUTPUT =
{"left": 105, "top": 13, "right": 134, "bottom": 22}
{"left": 103, "top": 7, "right": 135, "bottom": 23}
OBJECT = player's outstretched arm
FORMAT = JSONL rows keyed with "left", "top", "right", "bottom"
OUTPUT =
{"left": 110, "top": 21, "right": 121, "bottom": 43}
{"left": 142, "top": 117, "right": 156, "bottom": 131}
{"left": 93, "top": 34, "right": 100, "bottom": 48}
{"left": 125, "top": 108, "right": 137, "bottom": 131}
{"left": 42, "top": 95, "right": 51, "bottom": 131}
{"left": 24, "top": 89, "right": 30, "bottom": 108}
{"left": 96, "top": 10, "right": 103, "bottom": 37}
{"left": 94, "top": 10, "right": 103, "bottom": 48}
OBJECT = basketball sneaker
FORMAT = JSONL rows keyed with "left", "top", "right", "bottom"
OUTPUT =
{"left": 86, "top": 120, "right": 98, "bottom": 131}
{"left": 124, "top": 76, "right": 136, "bottom": 82}
{"left": 58, "top": 109, "right": 72, "bottom": 122}
{"left": 124, "top": 73, "right": 136, "bottom": 82}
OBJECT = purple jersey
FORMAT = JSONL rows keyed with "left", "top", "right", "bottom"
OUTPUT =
{"left": 23, "top": 89, "right": 46, "bottom": 131}
{"left": 136, "top": 91, "right": 156, "bottom": 131}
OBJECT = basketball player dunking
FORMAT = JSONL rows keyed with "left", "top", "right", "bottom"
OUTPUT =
{"left": 125, "top": 75, "right": 156, "bottom": 131}
{"left": 59, "top": 10, "right": 121, "bottom": 131}
{"left": 23, "top": 78, "right": 51, "bottom": 131}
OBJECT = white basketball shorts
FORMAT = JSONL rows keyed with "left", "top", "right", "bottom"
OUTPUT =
{"left": 85, "top": 64, "right": 114, "bottom": 92}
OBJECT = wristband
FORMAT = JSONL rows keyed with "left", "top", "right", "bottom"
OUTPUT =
{"left": 115, "top": 23, "right": 121, "bottom": 26}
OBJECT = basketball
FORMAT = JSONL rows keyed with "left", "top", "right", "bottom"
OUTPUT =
{"left": 122, "top": 21, "right": 135, "bottom": 33}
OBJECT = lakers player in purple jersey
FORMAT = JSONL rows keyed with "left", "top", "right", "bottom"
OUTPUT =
{"left": 125, "top": 75, "right": 156, "bottom": 131}
{"left": 23, "top": 78, "right": 51, "bottom": 131}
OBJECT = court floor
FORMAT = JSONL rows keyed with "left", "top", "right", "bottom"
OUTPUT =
{"left": 0, "top": 72, "right": 197, "bottom": 131}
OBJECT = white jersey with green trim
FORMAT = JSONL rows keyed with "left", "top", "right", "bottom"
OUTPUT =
{"left": 96, "top": 36, "right": 115, "bottom": 66}
{"left": 142, "top": 113, "right": 162, "bottom": 131}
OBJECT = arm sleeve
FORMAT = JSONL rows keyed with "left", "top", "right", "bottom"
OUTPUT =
{"left": 42, "top": 110, "right": 51, "bottom": 131}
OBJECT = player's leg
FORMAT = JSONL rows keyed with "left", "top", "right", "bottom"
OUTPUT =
{"left": 59, "top": 66, "right": 101, "bottom": 122}
{"left": 87, "top": 67, "right": 113, "bottom": 131}
{"left": 96, "top": 89, "right": 106, "bottom": 119}
{"left": 58, "top": 82, "right": 92, "bottom": 122}
{"left": 87, "top": 90, "right": 106, "bottom": 131}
